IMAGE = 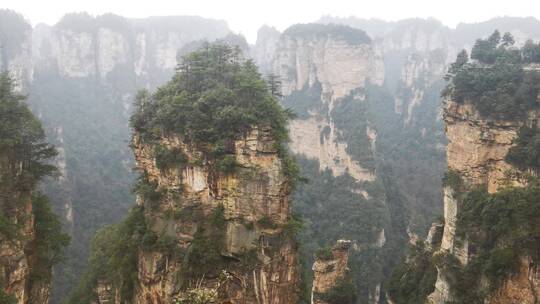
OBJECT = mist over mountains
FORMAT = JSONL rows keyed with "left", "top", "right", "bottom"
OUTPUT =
{"left": 1, "top": 8, "right": 540, "bottom": 303}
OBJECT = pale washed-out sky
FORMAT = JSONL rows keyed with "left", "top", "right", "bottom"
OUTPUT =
{"left": 2, "top": 0, "right": 540, "bottom": 43}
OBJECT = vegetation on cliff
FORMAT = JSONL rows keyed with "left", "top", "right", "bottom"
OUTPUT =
{"left": 67, "top": 206, "right": 147, "bottom": 303}
{"left": 72, "top": 43, "right": 300, "bottom": 303}
{"left": 506, "top": 126, "right": 540, "bottom": 171}
{"left": 315, "top": 277, "right": 357, "bottom": 304}
{"left": 451, "top": 178, "right": 539, "bottom": 300}
{"left": 283, "top": 23, "right": 371, "bottom": 45}
{"left": 387, "top": 241, "right": 437, "bottom": 304}
{"left": 0, "top": 73, "right": 70, "bottom": 299}
{"left": 444, "top": 31, "right": 540, "bottom": 120}
{"left": 131, "top": 43, "right": 298, "bottom": 180}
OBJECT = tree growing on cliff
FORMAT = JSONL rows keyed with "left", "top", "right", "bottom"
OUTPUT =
{"left": 131, "top": 43, "right": 299, "bottom": 182}
{"left": 444, "top": 34, "right": 540, "bottom": 120}
{"left": 0, "top": 72, "right": 57, "bottom": 191}
{"left": 0, "top": 72, "right": 70, "bottom": 299}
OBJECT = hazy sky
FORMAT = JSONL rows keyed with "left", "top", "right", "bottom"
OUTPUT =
{"left": 3, "top": 0, "right": 540, "bottom": 43}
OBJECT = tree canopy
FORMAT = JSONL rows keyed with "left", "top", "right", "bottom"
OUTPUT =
{"left": 0, "top": 73, "right": 57, "bottom": 191}
{"left": 131, "top": 43, "right": 291, "bottom": 147}
{"left": 130, "top": 43, "right": 298, "bottom": 181}
{"left": 444, "top": 31, "right": 540, "bottom": 120}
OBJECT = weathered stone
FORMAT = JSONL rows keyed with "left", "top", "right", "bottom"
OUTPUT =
{"left": 112, "top": 125, "right": 301, "bottom": 303}
{"left": 311, "top": 240, "right": 351, "bottom": 304}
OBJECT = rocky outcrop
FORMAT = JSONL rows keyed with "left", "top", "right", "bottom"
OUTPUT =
{"left": 428, "top": 95, "right": 540, "bottom": 303}
{"left": 252, "top": 26, "right": 281, "bottom": 74}
{"left": 0, "top": 76, "right": 68, "bottom": 303}
{"left": 273, "top": 25, "right": 382, "bottom": 180}
{"left": 0, "top": 191, "right": 41, "bottom": 303}
{"left": 444, "top": 101, "right": 533, "bottom": 193}
{"left": 273, "top": 28, "right": 383, "bottom": 101}
{"left": 487, "top": 256, "right": 539, "bottom": 304}
{"left": 312, "top": 240, "right": 351, "bottom": 304}
{"left": 128, "top": 126, "right": 299, "bottom": 303}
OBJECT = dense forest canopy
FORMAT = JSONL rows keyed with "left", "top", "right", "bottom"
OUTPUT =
{"left": 444, "top": 30, "right": 540, "bottom": 120}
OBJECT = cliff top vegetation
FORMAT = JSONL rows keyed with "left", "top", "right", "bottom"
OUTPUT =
{"left": 444, "top": 30, "right": 540, "bottom": 120}
{"left": 283, "top": 23, "right": 371, "bottom": 45}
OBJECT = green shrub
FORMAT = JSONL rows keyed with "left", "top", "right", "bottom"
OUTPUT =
{"left": 315, "top": 246, "right": 334, "bottom": 261}
{"left": 442, "top": 170, "right": 463, "bottom": 191}
{"left": 154, "top": 145, "right": 187, "bottom": 170}
{"left": 0, "top": 211, "right": 17, "bottom": 241}
{"left": 0, "top": 72, "right": 57, "bottom": 192}
{"left": 506, "top": 126, "right": 540, "bottom": 171}
{"left": 133, "top": 174, "right": 163, "bottom": 203}
{"left": 283, "top": 215, "right": 303, "bottom": 237}
{"left": 316, "top": 277, "right": 357, "bottom": 304}
{"left": 0, "top": 289, "right": 16, "bottom": 304}
{"left": 257, "top": 216, "right": 277, "bottom": 229}
{"left": 445, "top": 180, "right": 540, "bottom": 301}
{"left": 30, "top": 193, "right": 71, "bottom": 280}
{"left": 387, "top": 242, "right": 437, "bottom": 304}
{"left": 331, "top": 90, "right": 376, "bottom": 171}
{"left": 67, "top": 206, "right": 148, "bottom": 304}
{"left": 185, "top": 206, "right": 226, "bottom": 277}
{"left": 214, "top": 155, "right": 238, "bottom": 174}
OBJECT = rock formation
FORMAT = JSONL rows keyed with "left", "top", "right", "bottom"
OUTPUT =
{"left": 427, "top": 60, "right": 540, "bottom": 303}
{"left": 0, "top": 73, "right": 69, "bottom": 303}
{"left": 273, "top": 23, "right": 383, "bottom": 181}
{"left": 311, "top": 240, "right": 352, "bottom": 304}
{"left": 0, "top": 186, "right": 43, "bottom": 303}
{"left": 129, "top": 128, "right": 299, "bottom": 303}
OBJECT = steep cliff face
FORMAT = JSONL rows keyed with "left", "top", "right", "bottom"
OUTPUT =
{"left": 311, "top": 240, "right": 353, "bottom": 304}
{"left": 32, "top": 13, "right": 230, "bottom": 85}
{"left": 274, "top": 25, "right": 384, "bottom": 100}
{"left": 22, "top": 13, "right": 234, "bottom": 302}
{"left": 252, "top": 26, "right": 281, "bottom": 74}
{"left": 71, "top": 44, "right": 300, "bottom": 304}
{"left": 274, "top": 24, "right": 383, "bottom": 180}
{"left": 0, "top": 10, "right": 33, "bottom": 90}
{"left": 424, "top": 32, "right": 540, "bottom": 301}
{"left": 0, "top": 74, "right": 69, "bottom": 303}
{"left": 271, "top": 23, "right": 400, "bottom": 304}
{"left": 428, "top": 97, "right": 540, "bottom": 304}
{"left": 130, "top": 128, "right": 299, "bottom": 303}
{"left": 0, "top": 188, "right": 37, "bottom": 303}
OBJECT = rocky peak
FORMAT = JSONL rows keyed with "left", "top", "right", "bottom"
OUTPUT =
{"left": 252, "top": 25, "right": 281, "bottom": 74}
{"left": 311, "top": 240, "right": 353, "bottom": 304}
{"left": 428, "top": 57, "right": 540, "bottom": 303}
{"left": 273, "top": 24, "right": 384, "bottom": 101}
{"left": 128, "top": 126, "right": 299, "bottom": 303}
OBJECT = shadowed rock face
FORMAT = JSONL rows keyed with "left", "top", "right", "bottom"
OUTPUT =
{"left": 97, "top": 126, "right": 299, "bottom": 303}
